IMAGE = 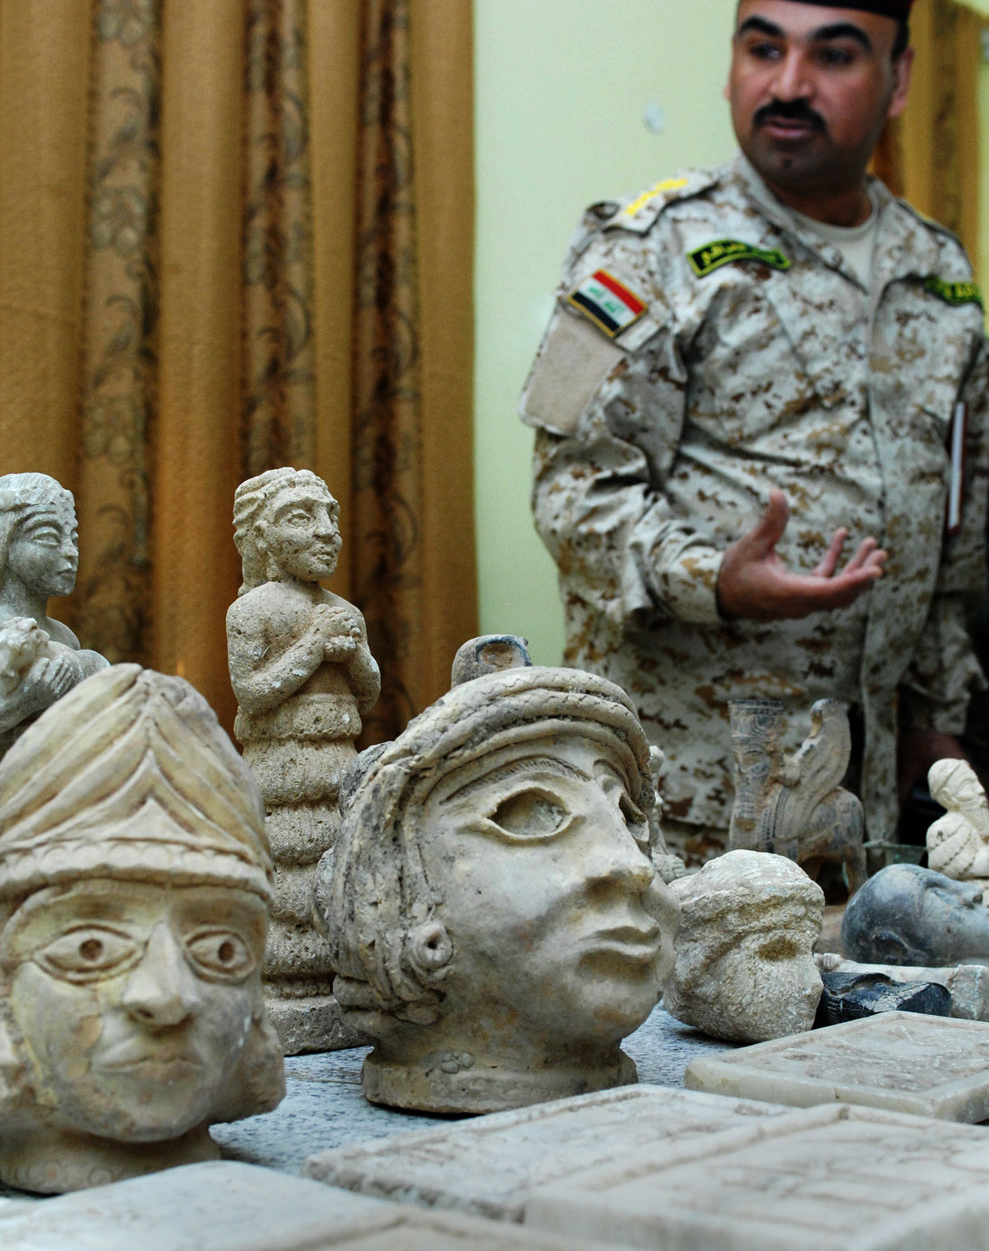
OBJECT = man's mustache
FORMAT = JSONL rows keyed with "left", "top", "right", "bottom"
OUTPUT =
{"left": 754, "top": 101, "right": 826, "bottom": 132}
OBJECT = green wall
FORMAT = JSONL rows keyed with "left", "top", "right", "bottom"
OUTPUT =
{"left": 473, "top": 0, "right": 735, "bottom": 664}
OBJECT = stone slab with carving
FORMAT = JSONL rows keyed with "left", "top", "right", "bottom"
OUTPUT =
{"left": 0, "top": 473, "right": 108, "bottom": 757}
{"left": 227, "top": 468, "right": 380, "bottom": 1055}
{"left": 728, "top": 698, "right": 866, "bottom": 894}
{"left": 304, "top": 1084, "right": 787, "bottom": 1222}
{"left": 523, "top": 1103, "right": 989, "bottom": 1251}
{"left": 664, "top": 850, "right": 824, "bottom": 1042}
{"left": 816, "top": 954, "right": 989, "bottom": 1020}
{"left": 0, "top": 665, "right": 284, "bottom": 1193}
{"left": 313, "top": 636, "right": 679, "bottom": 1113}
{"left": 685, "top": 1011, "right": 989, "bottom": 1120}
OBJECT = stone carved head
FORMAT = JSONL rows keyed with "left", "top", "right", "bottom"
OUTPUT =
{"left": 0, "top": 473, "right": 78, "bottom": 603}
{"left": 842, "top": 862, "right": 989, "bottom": 967}
{"left": 0, "top": 665, "right": 284, "bottom": 1193}
{"left": 233, "top": 467, "right": 341, "bottom": 593}
{"left": 665, "top": 850, "right": 824, "bottom": 1043}
{"left": 315, "top": 657, "right": 678, "bottom": 1113}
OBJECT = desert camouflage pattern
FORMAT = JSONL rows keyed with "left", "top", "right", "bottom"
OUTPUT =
{"left": 521, "top": 155, "right": 988, "bottom": 842}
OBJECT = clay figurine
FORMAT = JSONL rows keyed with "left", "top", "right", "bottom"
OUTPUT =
{"left": 313, "top": 636, "right": 678, "bottom": 1113}
{"left": 728, "top": 697, "right": 867, "bottom": 895}
{"left": 227, "top": 468, "right": 380, "bottom": 1054}
{"left": 0, "top": 665, "right": 284, "bottom": 1194}
{"left": 842, "top": 863, "right": 989, "bottom": 967}
{"left": 664, "top": 850, "right": 825, "bottom": 1043}
{"left": 926, "top": 759, "right": 989, "bottom": 887}
{"left": 0, "top": 473, "right": 107, "bottom": 755}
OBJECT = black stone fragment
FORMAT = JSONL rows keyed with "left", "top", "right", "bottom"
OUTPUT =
{"left": 814, "top": 971, "right": 952, "bottom": 1029}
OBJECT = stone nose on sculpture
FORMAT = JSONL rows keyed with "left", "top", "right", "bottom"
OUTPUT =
{"left": 120, "top": 922, "right": 203, "bottom": 1027}
{"left": 587, "top": 797, "right": 655, "bottom": 893}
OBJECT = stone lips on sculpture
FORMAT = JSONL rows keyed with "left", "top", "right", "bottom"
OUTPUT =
{"left": 0, "top": 472, "right": 108, "bottom": 757}
{"left": 313, "top": 642, "right": 679, "bottom": 1113}
{"left": 0, "top": 664, "right": 284, "bottom": 1194}
{"left": 227, "top": 467, "right": 380, "bottom": 1055}
{"left": 664, "top": 850, "right": 825, "bottom": 1043}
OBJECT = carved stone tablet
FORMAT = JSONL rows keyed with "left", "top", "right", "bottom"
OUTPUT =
{"left": 304, "top": 1084, "right": 786, "bottom": 1222}
{"left": 686, "top": 1011, "right": 989, "bottom": 1120}
{"left": 0, "top": 1161, "right": 622, "bottom": 1251}
{"left": 524, "top": 1103, "right": 989, "bottom": 1251}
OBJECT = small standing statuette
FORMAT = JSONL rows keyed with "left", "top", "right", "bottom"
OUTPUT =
{"left": 0, "top": 665, "right": 284, "bottom": 1194}
{"left": 227, "top": 468, "right": 380, "bottom": 1054}
{"left": 728, "top": 697, "right": 866, "bottom": 895}
{"left": 926, "top": 759, "right": 989, "bottom": 888}
{"left": 313, "top": 638, "right": 678, "bottom": 1113}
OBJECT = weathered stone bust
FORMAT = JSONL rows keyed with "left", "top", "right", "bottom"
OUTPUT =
{"left": 926, "top": 759, "right": 989, "bottom": 884}
{"left": 664, "top": 850, "right": 824, "bottom": 1043}
{"left": 842, "top": 863, "right": 989, "bottom": 967}
{"left": 227, "top": 467, "right": 380, "bottom": 1053}
{"left": 314, "top": 638, "right": 678, "bottom": 1113}
{"left": 0, "top": 665, "right": 284, "bottom": 1194}
{"left": 0, "top": 473, "right": 107, "bottom": 756}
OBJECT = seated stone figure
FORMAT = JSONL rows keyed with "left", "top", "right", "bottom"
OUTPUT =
{"left": 0, "top": 665, "right": 284, "bottom": 1194}
{"left": 313, "top": 637, "right": 679, "bottom": 1114}
{"left": 842, "top": 863, "right": 989, "bottom": 967}
{"left": 0, "top": 473, "right": 107, "bottom": 754}
{"left": 664, "top": 850, "right": 825, "bottom": 1043}
{"left": 926, "top": 759, "right": 989, "bottom": 884}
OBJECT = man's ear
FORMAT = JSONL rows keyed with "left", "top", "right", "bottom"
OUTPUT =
{"left": 887, "top": 46, "right": 914, "bottom": 121}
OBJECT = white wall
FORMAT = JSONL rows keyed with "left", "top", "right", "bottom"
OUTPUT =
{"left": 473, "top": 0, "right": 736, "bottom": 665}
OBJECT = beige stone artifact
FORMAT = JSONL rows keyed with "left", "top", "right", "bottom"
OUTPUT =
{"left": 524, "top": 1103, "right": 989, "bottom": 1251}
{"left": 0, "top": 665, "right": 284, "bottom": 1194}
{"left": 926, "top": 759, "right": 989, "bottom": 892}
{"left": 685, "top": 1010, "right": 989, "bottom": 1121}
{"left": 314, "top": 637, "right": 679, "bottom": 1113}
{"left": 664, "top": 850, "right": 824, "bottom": 1043}
{"left": 0, "top": 473, "right": 107, "bottom": 756}
{"left": 728, "top": 698, "right": 867, "bottom": 894}
{"left": 305, "top": 1085, "right": 786, "bottom": 1222}
{"left": 227, "top": 468, "right": 380, "bottom": 1054}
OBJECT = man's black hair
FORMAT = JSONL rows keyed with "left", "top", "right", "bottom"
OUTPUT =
{"left": 892, "top": 19, "right": 909, "bottom": 59}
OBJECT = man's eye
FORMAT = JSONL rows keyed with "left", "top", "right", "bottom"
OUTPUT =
{"left": 185, "top": 931, "right": 255, "bottom": 980}
{"left": 815, "top": 46, "right": 853, "bottom": 67}
{"left": 747, "top": 40, "right": 782, "bottom": 60}
{"left": 488, "top": 788, "right": 570, "bottom": 839}
{"left": 35, "top": 927, "right": 139, "bottom": 982}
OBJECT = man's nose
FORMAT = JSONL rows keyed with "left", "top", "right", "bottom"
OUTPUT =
{"left": 121, "top": 922, "right": 203, "bottom": 1027}
{"left": 772, "top": 49, "right": 813, "bottom": 101}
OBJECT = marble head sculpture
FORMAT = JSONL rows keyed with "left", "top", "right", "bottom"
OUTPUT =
{"left": 0, "top": 665, "right": 284, "bottom": 1194}
{"left": 0, "top": 473, "right": 107, "bottom": 754}
{"left": 664, "top": 850, "right": 825, "bottom": 1042}
{"left": 842, "top": 862, "right": 989, "bottom": 967}
{"left": 314, "top": 646, "right": 679, "bottom": 1113}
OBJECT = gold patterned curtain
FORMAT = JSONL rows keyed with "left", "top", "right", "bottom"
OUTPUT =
{"left": 873, "top": 0, "right": 987, "bottom": 275}
{"left": 0, "top": 0, "right": 476, "bottom": 741}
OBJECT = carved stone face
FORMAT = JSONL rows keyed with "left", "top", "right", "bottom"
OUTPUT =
{"left": 5, "top": 504, "right": 79, "bottom": 599}
{"left": 419, "top": 734, "right": 677, "bottom": 1050}
{"left": 259, "top": 487, "right": 341, "bottom": 584}
{"left": 1, "top": 878, "right": 267, "bottom": 1143}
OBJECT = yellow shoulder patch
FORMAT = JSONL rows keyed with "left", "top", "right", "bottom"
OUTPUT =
{"left": 624, "top": 177, "right": 690, "bottom": 218}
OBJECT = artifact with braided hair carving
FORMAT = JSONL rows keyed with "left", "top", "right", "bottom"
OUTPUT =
{"left": 926, "top": 759, "right": 989, "bottom": 888}
{"left": 313, "top": 635, "right": 678, "bottom": 1114}
{"left": 0, "top": 665, "right": 284, "bottom": 1194}
{"left": 227, "top": 468, "right": 380, "bottom": 1054}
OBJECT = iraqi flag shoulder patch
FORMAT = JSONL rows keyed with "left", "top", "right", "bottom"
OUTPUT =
{"left": 567, "top": 269, "right": 647, "bottom": 338}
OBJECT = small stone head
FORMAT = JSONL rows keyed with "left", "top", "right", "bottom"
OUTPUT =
{"left": 665, "top": 850, "right": 824, "bottom": 1042}
{"left": 0, "top": 665, "right": 284, "bottom": 1193}
{"left": 316, "top": 654, "right": 678, "bottom": 1111}
{"left": 0, "top": 473, "right": 78, "bottom": 603}
{"left": 842, "top": 863, "right": 989, "bottom": 967}
{"left": 233, "top": 468, "right": 342, "bottom": 592}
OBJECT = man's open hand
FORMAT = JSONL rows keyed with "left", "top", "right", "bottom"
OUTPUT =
{"left": 716, "top": 489, "right": 887, "bottom": 621}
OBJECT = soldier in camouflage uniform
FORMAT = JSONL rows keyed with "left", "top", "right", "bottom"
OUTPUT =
{"left": 521, "top": 0, "right": 988, "bottom": 859}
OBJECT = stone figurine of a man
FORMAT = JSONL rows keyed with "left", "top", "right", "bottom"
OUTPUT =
{"left": 0, "top": 665, "right": 284, "bottom": 1194}
{"left": 227, "top": 467, "right": 380, "bottom": 1053}
{"left": 0, "top": 472, "right": 107, "bottom": 755}
{"left": 314, "top": 641, "right": 679, "bottom": 1113}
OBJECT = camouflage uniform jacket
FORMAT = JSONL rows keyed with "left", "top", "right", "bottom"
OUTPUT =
{"left": 521, "top": 155, "right": 989, "bottom": 839}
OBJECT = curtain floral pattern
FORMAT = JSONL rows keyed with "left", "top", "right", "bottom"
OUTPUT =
{"left": 0, "top": 0, "right": 476, "bottom": 739}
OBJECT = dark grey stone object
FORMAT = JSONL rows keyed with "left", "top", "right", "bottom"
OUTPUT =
{"left": 814, "top": 971, "right": 951, "bottom": 1028}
